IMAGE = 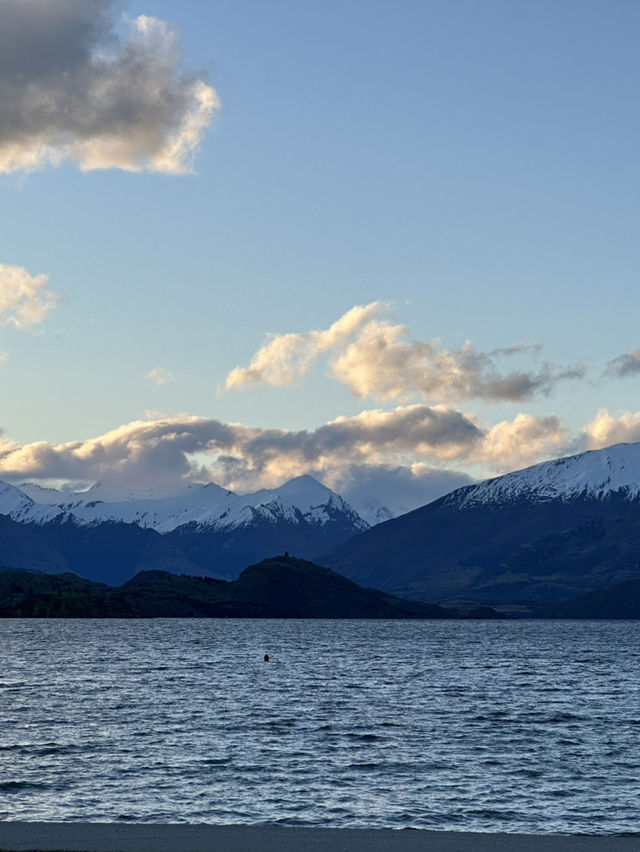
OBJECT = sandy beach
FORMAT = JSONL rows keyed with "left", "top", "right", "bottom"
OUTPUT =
{"left": 0, "top": 824, "right": 638, "bottom": 852}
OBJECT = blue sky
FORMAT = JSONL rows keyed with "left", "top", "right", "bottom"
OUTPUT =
{"left": 1, "top": 0, "right": 640, "bottom": 512}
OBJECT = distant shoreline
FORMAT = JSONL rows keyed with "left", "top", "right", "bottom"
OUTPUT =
{"left": 0, "top": 823, "right": 638, "bottom": 852}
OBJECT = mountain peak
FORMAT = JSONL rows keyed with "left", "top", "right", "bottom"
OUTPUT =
{"left": 272, "top": 474, "right": 333, "bottom": 501}
{"left": 447, "top": 441, "right": 640, "bottom": 509}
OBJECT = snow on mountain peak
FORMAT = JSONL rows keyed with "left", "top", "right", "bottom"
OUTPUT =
{"left": 273, "top": 474, "right": 328, "bottom": 499}
{"left": 272, "top": 475, "right": 345, "bottom": 511}
{"left": 2, "top": 474, "right": 368, "bottom": 534}
{"left": 0, "top": 480, "right": 34, "bottom": 517}
{"left": 448, "top": 442, "right": 640, "bottom": 508}
{"left": 0, "top": 481, "right": 60, "bottom": 523}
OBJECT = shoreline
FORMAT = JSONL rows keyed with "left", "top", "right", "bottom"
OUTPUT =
{"left": 0, "top": 824, "right": 639, "bottom": 852}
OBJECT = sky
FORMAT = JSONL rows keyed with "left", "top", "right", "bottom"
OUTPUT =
{"left": 2, "top": 0, "right": 640, "bottom": 515}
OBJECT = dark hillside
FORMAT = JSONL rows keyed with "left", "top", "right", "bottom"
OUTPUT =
{"left": 0, "top": 556, "right": 476, "bottom": 619}
{"left": 322, "top": 495, "right": 640, "bottom": 603}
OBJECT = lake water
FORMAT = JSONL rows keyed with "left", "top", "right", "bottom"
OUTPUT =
{"left": 1, "top": 619, "right": 639, "bottom": 835}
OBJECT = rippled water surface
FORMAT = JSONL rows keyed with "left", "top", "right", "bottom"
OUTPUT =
{"left": 1, "top": 619, "right": 639, "bottom": 834}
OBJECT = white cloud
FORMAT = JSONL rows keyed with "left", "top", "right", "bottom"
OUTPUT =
{"left": 146, "top": 367, "right": 176, "bottom": 387}
{"left": 223, "top": 302, "right": 584, "bottom": 404}
{"left": 0, "top": 263, "right": 61, "bottom": 328}
{"left": 223, "top": 303, "right": 382, "bottom": 391}
{"left": 477, "top": 414, "right": 571, "bottom": 472}
{"left": 0, "top": 1, "right": 219, "bottom": 175}
{"left": 581, "top": 409, "right": 640, "bottom": 449}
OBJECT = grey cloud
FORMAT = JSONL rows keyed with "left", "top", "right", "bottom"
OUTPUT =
{"left": 0, "top": 0, "right": 218, "bottom": 174}
{"left": 605, "top": 350, "right": 640, "bottom": 379}
{"left": 246, "top": 406, "right": 481, "bottom": 463}
{"left": 328, "top": 464, "right": 474, "bottom": 519}
{"left": 0, "top": 0, "right": 110, "bottom": 78}
{"left": 474, "top": 364, "right": 587, "bottom": 403}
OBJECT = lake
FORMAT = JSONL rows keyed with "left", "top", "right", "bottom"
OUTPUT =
{"left": 1, "top": 619, "right": 639, "bottom": 834}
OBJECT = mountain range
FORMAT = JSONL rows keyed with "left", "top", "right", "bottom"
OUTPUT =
{"left": 3, "top": 442, "right": 640, "bottom": 613}
{"left": 6, "top": 474, "right": 368, "bottom": 534}
{"left": 0, "top": 475, "right": 368, "bottom": 584}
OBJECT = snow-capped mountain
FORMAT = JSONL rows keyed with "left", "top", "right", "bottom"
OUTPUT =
{"left": 447, "top": 442, "right": 640, "bottom": 508}
{"left": 13, "top": 474, "right": 368, "bottom": 535}
{"left": 323, "top": 442, "right": 640, "bottom": 607}
{"left": 0, "top": 475, "right": 369, "bottom": 585}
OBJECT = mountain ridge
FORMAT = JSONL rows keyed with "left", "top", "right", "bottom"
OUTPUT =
{"left": 7, "top": 441, "right": 640, "bottom": 602}
{"left": 0, "top": 556, "right": 473, "bottom": 619}
{"left": 12, "top": 474, "right": 369, "bottom": 535}
{"left": 446, "top": 442, "right": 640, "bottom": 508}
{"left": 0, "top": 475, "right": 369, "bottom": 584}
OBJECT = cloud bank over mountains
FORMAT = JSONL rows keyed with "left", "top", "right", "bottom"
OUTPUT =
{"left": 1, "top": 405, "right": 638, "bottom": 513}
{"left": 0, "top": 408, "right": 484, "bottom": 492}
{"left": 223, "top": 302, "right": 585, "bottom": 404}
{"left": 0, "top": 0, "right": 218, "bottom": 175}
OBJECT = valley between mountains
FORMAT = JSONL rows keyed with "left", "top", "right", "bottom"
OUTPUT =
{"left": 2, "top": 442, "right": 640, "bottom": 617}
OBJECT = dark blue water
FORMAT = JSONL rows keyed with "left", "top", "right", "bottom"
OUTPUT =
{"left": 1, "top": 619, "right": 639, "bottom": 834}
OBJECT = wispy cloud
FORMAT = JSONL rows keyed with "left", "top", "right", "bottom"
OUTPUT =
{"left": 0, "top": 0, "right": 219, "bottom": 175}
{"left": 146, "top": 367, "right": 176, "bottom": 387}
{"left": 223, "top": 302, "right": 585, "bottom": 404}
{"left": 0, "top": 263, "right": 61, "bottom": 328}
{"left": 604, "top": 350, "right": 640, "bottom": 379}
